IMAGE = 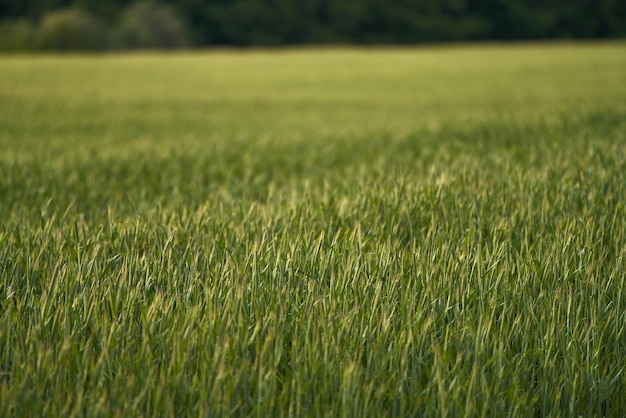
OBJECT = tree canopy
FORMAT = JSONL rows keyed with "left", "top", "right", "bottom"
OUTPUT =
{"left": 1, "top": 0, "right": 624, "bottom": 50}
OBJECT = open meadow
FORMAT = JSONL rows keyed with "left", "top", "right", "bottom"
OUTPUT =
{"left": 1, "top": 42, "right": 625, "bottom": 416}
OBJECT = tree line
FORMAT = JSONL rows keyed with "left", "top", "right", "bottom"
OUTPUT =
{"left": 1, "top": 0, "right": 624, "bottom": 50}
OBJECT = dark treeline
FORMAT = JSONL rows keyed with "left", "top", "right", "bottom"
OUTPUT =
{"left": 1, "top": 0, "right": 625, "bottom": 50}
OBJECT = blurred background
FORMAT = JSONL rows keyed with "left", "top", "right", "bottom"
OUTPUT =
{"left": 1, "top": 0, "right": 625, "bottom": 51}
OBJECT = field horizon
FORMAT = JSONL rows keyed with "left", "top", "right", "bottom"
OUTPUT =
{"left": 1, "top": 42, "right": 625, "bottom": 416}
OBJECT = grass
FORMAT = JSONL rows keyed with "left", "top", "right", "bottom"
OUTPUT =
{"left": 1, "top": 42, "right": 625, "bottom": 416}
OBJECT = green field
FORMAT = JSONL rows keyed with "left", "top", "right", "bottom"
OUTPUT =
{"left": 1, "top": 42, "right": 625, "bottom": 416}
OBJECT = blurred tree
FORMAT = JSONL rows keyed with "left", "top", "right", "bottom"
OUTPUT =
{"left": 72, "top": 0, "right": 128, "bottom": 22}
{"left": 1, "top": 0, "right": 625, "bottom": 48}
{"left": 0, "top": 19, "right": 38, "bottom": 50}
{"left": 38, "top": 7, "right": 107, "bottom": 50}
{"left": 111, "top": 1, "right": 189, "bottom": 49}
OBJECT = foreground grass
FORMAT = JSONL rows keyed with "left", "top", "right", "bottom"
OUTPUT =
{"left": 1, "top": 43, "right": 625, "bottom": 416}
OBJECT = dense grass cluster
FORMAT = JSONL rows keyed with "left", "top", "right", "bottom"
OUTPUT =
{"left": 1, "top": 43, "right": 625, "bottom": 416}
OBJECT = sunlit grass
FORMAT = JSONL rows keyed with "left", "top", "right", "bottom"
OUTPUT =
{"left": 1, "top": 42, "right": 625, "bottom": 416}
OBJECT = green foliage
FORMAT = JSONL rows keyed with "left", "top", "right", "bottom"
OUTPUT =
{"left": 0, "top": 19, "right": 38, "bottom": 50}
{"left": 37, "top": 8, "right": 107, "bottom": 51}
{"left": 2, "top": 0, "right": 626, "bottom": 48}
{"left": 111, "top": 2, "right": 189, "bottom": 50}
{"left": 0, "top": 43, "right": 625, "bottom": 416}
{"left": 0, "top": 2, "right": 190, "bottom": 51}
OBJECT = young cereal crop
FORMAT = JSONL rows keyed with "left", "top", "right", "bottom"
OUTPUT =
{"left": 0, "top": 42, "right": 625, "bottom": 416}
